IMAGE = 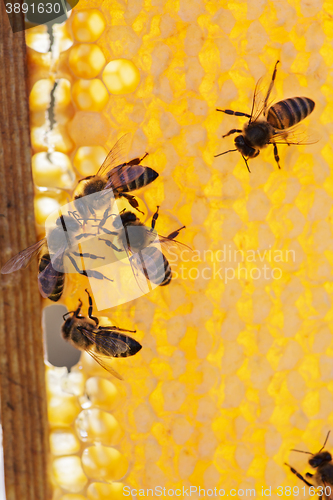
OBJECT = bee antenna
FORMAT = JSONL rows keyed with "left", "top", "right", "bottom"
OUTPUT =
{"left": 214, "top": 149, "right": 238, "bottom": 158}
{"left": 290, "top": 448, "right": 313, "bottom": 455}
{"left": 318, "top": 431, "right": 331, "bottom": 453}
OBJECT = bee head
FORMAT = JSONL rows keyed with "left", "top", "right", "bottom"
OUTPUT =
{"left": 114, "top": 211, "right": 137, "bottom": 229}
{"left": 234, "top": 135, "right": 260, "bottom": 159}
{"left": 309, "top": 451, "right": 332, "bottom": 468}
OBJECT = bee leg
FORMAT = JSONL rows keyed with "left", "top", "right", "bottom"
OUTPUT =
{"left": 263, "top": 60, "right": 280, "bottom": 116}
{"left": 217, "top": 108, "right": 252, "bottom": 119}
{"left": 284, "top": 463, "right": 314, "bottom": 487}
{"left": 84, "top": 289, "right": 99, "bottom": 326}
{"left": 242, "top": 155, "right": 251, "bottom": 173}
{"left": 72, "top": 251, "right": 105, "bottom": 260}
{"left": 98, "top": 237, "right": 123, "bottom": 252}
{"left": 222, "top": 128, "right": 243, "bottom": 139}
{"left": 127, "top": 152, "right": 149, "bottom": 166}
{"left": 305, "top": 473, "right": 314, "bottom": 478}
{"left": 151, "top": 206, "right": 160, "bottom": 230}
{"left": 118, "top": 193, "right": 144, "bottom": 214}
{"left": 167, "top": 226, "right": 186, "bottom": 240}
{"left": 67, "top": 253, "right": 114, "bottom": 282}
{"left": 271, "top": 142, "right": 281, "bottom": 169}
{"left": 93, "top": 226, "right": 118, "bottom": 236}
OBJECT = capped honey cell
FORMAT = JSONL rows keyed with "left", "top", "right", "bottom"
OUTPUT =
{"left": 73, "top": 146, "right": 107, "bottom": 177}
{"left": 102, "top": 59, "right": 140, "bottom": 94}
{"left": 72, "top": 10, "right": 106, "bottom": 42}
{"left": 72, "top": 79, "right": 109, "bottom": 111}
{"left": 69, "top": 44, "right": 106, "bottom": 78}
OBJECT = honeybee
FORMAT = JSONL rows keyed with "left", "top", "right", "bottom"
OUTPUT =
{"left": 215, "top": 60, "right": 315, "bottom": 171}
{"left": 285, "top": 432, "right": 333, "bottom": 499}
{"left": 73, "top": 134, "right": 159, "bottom": 221}
{"left": 1, "top": 214, "right": 112, "bottom": 301}
{"left": 99, "top": 206, "right": 189, "bottom": 293}
{"left": 62, "top": 289, "right": 142, "bottom": 379}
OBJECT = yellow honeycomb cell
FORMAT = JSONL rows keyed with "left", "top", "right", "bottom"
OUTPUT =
{"left": 81, "top": 446, "right": 129, "bottom": 481}
{"left": 34, "top": 194, "right": 63, "bottom": 227}
{"left": 50, "top": 429, "right": 81, "bottom": 456}
{"left": 29, "top": 78, "right": 54, "bottom": 111}
{"left": 67, "top": 111, "right": 110, "bottom": 146}
{"left": 87, "top": 482, "right": 124, "bottom": 500}
{"left": 102, "top": 59, "right": 140, "bottom": 94}
{"left": 32, "top": 152, "right": 76, "bottom": 189}
{"left": 72, "top": 79, "right": 109, "bottom": 111}
{"left": 53, "top": 456, "right": 88, "bottom": 493}
{"left": 55, "top": 79, "right": 72, "bottom": 108}
{"left": 71, "top": 10, "right": 106, "bottom": 42}
{"left": 75, "top": 409, "right": 122, "bottom": 445}
{"left": 73, "top": 147, "right": 107, "bottom": 177}
{"left": 69, "top": 44, "right": 106, "bottom": 78}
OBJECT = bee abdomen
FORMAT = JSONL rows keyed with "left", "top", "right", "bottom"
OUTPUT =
{"left": 143, "top": 247, "right": 172, "bottom": 286}
{"left": 115, "top": 166, "right": 159, "bottom": 193}
{"left": 38, "top": 253, "right": 64, "bottom": 302}
{"left": 267, "top": 97, "right": 315, "bottom": 129}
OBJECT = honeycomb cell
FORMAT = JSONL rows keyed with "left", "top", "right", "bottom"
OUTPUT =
{"left": 48, "top": 396, "right": 81, "bottom": 427}
{"left": 72, "top": 10, "right": 106, "bottom": 42}
{"left": 34, "top": 195, "right": 62, "bottom": 227}
{"left": 67, "top": 111, "right": 110, "bottom": 146}
{"left": 55, "top": 79, "right": 72, "bottom": 108}
{"left": 75, "top": 409, "right": 122, "bottom": 445}
{"left": 87, "top": 482, "right": 124, "bottom": 500}
{"left": 29, "top": 79, "right": 54, "bottom": 111}
{"left": 72, "top": 79, "right": 109, "bottom": 111}
{"left": 50, "top": 429, "right": 80, "bottom": 456}
{"left": 32, "top": 152, "right": 76, "bottom": 189}
{"left": 102, "top": 59, "right": 140, "bottom": 94}
{"left": 69, "top": 44, "right": 106, "bottom": 78}
{"left": 52, "top": 456, "right": 88, "bottom": 493}
{"left": 73, "top": 146, "right": 107, "bottom": 177}
{"left": 25, "top": 25, "right": 50, "bottom": 53}
{"left": 81, "top": 445, "right": 129, "bottom": 481}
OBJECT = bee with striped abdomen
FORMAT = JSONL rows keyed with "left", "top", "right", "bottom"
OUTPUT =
{"left": 98, "top": 207, "right": 189, "bottom": 293}
{"left": 62, "top": 289, "right": 142, "bottom": 379}
{"left": 215, "top": 60, "right": 315, "bottom": 171}
{"left": 73, "top": 134, "right": 159, "bottom": 222}
{"left": 1, "top": 214, "right": 112, "bottom": 301}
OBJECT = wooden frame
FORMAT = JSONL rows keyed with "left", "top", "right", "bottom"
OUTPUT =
{"left": 0, "top": 4, "right": 50, "bottom": 500}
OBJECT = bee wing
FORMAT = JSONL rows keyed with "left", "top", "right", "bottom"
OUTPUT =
{"left": 249, "top": 77, "right": 278, "bottom": 123}
{"left": 104, "top": 164, "right": 149, "bottom": 191}
{"left": 38, "top": 249, "right": 65, "bottom": 298}
{"left": 96, "top": 134, "right": 131, "bottom": 178}
{"left": 79, "top": 326, "right": 141, "bottom": 357}
{"left": 1, "top": 238, "right": 46, "bottom": 274}
{"left": 84, "top": 348, "right": 123, "bottom": 380}
{"left": 158, "top": 235, "right": 192, "bottom": 252}
{"left": 272, "top": 126, "right": 319, "bottom": 145}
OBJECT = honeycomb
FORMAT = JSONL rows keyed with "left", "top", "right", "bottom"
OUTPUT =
{"left": 25, "top": 0, "right": 333, "bottom": 499}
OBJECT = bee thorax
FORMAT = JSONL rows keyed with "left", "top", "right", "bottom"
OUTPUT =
{"left": 244, "top": 122, "right": 274, "bottom": 148}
